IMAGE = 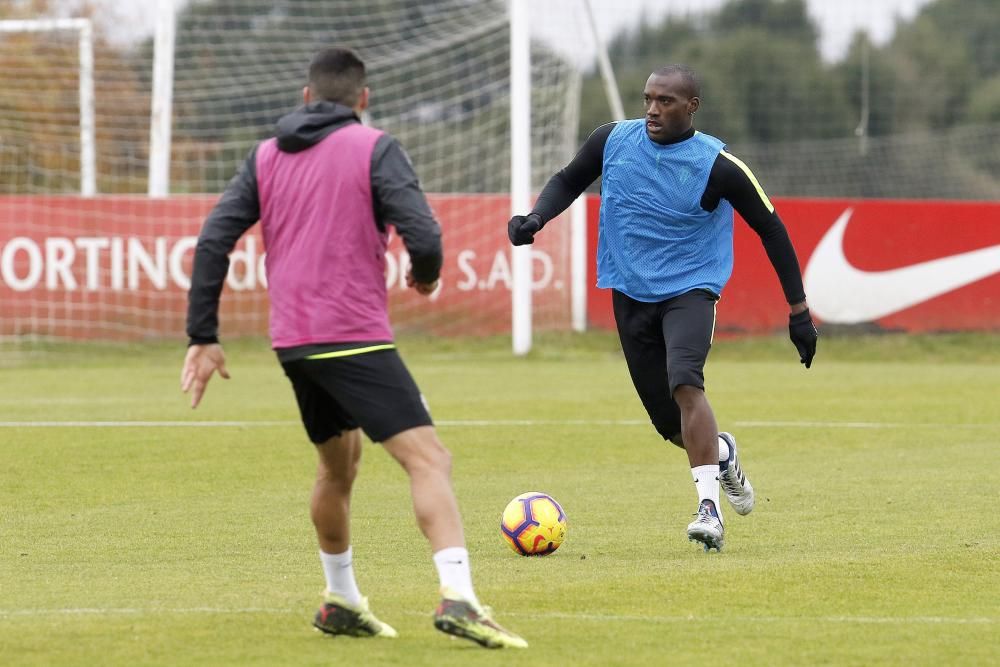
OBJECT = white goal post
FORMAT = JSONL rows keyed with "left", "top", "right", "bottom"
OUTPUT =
{"left": 148, "top": 0, "right": 177, "bottom": 198}
{"left": 509, "top": 0, "right": 533, "bottom": 355}
{"left": 509, "top": 0, "right": 624, "bottom": 352}
{"left": 0, "top": 18, "right": 95, "bottom": 197}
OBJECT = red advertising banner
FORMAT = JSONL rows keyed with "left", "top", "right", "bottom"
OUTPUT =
{"left": 2, "top": 194, "right": 997, "bottom": 340}
{"left": 0, "top": 196, "right": 218, "bottom": 340}
{"left": 0, "top": 194, "right": 570, "bottom": 340}
{"left": 585, "top": 196, "right": 1000, "bottom": 334}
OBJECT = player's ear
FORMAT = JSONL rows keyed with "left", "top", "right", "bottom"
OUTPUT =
{"left": 302, "top": 85, "right": 311, "bottom": 105}
{"left": 688, "top": 96, "right": 700, "bottom": 116}
{"left": 356, "top": 87, "right": 370, "bottom": 113}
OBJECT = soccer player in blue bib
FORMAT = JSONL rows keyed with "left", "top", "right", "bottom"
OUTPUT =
{"left": 508, "top": 65, "right": 818, "bottom": 552}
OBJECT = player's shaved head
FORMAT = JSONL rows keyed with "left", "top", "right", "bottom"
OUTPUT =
{"left": 652, "top": 64, "right": 700, "bottom": 99}
{"left": 308, "top": 47, "right": 366, "bottom": 106}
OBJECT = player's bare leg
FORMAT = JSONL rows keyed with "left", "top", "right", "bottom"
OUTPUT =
{"left": 674, "top": 385, "right": 725, "bottom": 551}
{"left": 382, "top": 426, "right": 527, "bottom": 648}
{"left": 311, "top": 429, "right": 397, "bottom": 638}
{"left": 381, "top": 425, "right": 463, "bottom": 551}
{"left": 673, "top": 385, "right": 719, "bottom": 467}
{"left": 312, "top": 429, "right": 363, "bottom": 553}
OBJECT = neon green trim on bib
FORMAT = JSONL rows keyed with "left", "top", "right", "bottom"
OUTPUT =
{"left": 305, "top": 344, "right": 396, "bottom": 360}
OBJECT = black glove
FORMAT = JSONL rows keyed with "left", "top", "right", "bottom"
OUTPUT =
{"left": 789, "top": 309, "right": 818, "bottom": 369}
{"left": 508, "top": 213, "right": 544, "bottom": 246}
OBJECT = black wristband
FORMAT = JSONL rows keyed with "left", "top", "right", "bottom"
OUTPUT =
{"left": 789, "top": 309, "right": 812, "bottom": 324}
{"left": 188, "top": 336, "right": 219, "bottom": 346}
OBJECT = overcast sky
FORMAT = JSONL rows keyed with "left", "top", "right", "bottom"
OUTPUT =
{"left": 542, "top": 0, "right": 934, "bottom": 64}
{"left": 64, "top": 0, "right": 933, "bottom": 64}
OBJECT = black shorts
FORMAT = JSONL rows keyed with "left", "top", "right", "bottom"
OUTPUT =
{"left": 280, "top": 347, "right": 432, "bottom": 444}
{"left": 612, "top": 289, "right": 718, "bottom": 441}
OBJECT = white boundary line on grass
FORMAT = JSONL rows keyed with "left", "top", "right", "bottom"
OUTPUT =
{"left": 0, "top": 421, "right": 297, "bottom": 427}
{"left": 0, "top": 607, "right": 994, "bottom": 625}
{"left": 0, "top": 419, "right": 995, "bottom": 429}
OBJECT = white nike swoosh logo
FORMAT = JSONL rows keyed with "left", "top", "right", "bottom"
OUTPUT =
{"left": 803, "top": 209, "right": 1000, "bottom": 324}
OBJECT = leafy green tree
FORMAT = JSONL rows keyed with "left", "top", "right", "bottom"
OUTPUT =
{"left": 966, "top": 76, "right": 1000, "bottom": 124}
{"left": 881, "top": 15, "right": 974, "bottom": 131}
{"left": 576, "top": 0, "right": 996, "bottom": 199}
{"left": 689, "top": 30, "right": 851, "bottom": 144}
{"left": 837, "top": 33, "right": 900, "bottom": 138}
{"left": 914, "top": 0, "right": 999, "bottom": 79}
{"left": 712, "top": 0, "right": 818, "bottom": 47}
{"left": 0, "top": 0, "right": 149, "bottom": 193}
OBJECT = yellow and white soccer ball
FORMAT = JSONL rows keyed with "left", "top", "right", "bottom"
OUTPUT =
{"left": 500, "top": 492, "right": 567, "bottom": 556}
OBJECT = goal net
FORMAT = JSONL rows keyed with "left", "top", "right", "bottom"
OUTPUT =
{"left": 0, "top": 0, "right": 584, "bottom": 343}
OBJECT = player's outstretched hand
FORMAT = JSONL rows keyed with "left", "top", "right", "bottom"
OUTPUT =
{"left": 788, "top": 309, "right": 818, "bottom": 368}
{"left": 406, "top": 270, "right": 439, "bottom": 296}
{"left": 508, "top": 213, "right": 543, "bottom": 246}
{"left": 181, "top": 343, "right": 230, "bottom": 409}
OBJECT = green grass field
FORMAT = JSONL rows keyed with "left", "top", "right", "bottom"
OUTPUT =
{"left": 1, "top": 332, "right": 998, "bottom": 666}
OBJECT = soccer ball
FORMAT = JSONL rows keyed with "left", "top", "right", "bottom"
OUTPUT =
{"left": 500, "top": 492, "right": 567, "bottom": 556}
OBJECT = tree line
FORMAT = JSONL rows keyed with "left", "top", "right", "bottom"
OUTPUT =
{"left": 576, "top": 0, "right": 999, "bottom": 198}
{"left": 579, "top": 0, "right": 999, "bottom": 143}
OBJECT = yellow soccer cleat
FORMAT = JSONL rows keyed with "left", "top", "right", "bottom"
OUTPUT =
{"left": 433, "top": 588, "right": 528, "bottom": 649}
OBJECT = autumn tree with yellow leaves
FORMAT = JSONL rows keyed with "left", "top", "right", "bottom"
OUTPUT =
{"left": 0, "top": 0, "right": 150, "bottom": 194}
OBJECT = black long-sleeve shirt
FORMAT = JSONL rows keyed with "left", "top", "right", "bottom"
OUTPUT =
{"left": 531, "top": 123, "right": 806, "bottom": 305}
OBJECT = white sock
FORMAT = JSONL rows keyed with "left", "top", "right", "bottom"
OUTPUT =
{"left": 692, "top": 464, "right": 723, "bottom": 523}
{"left": 433, "top": 547, "right": 479, "bottom": 607}
{"left": 718, "top": 435, "right": 730, "bottom": 463}
{"left": 320, "top": 547, "right": 363, "bottom": 607}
